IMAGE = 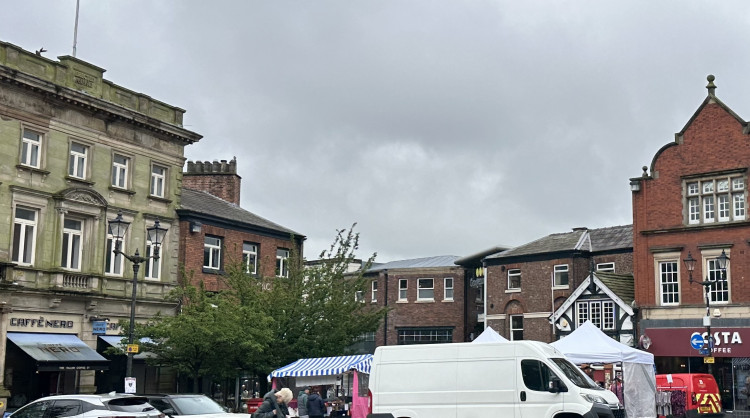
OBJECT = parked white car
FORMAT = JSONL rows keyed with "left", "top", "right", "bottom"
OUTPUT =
{"left": 10, "top": 394, "right": 164, "bottom": 418}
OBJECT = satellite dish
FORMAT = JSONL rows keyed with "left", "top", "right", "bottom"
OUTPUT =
{"left": 639, "top": 334, "right": 652, "bottom": 349}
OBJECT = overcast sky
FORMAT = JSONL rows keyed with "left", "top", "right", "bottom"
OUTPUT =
{"left": 4, "top": 1, "right": 750, "bottom": 262}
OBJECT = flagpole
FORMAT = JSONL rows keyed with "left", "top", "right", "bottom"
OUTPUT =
{"left": 72, "top": 0, "right": 80, "bottom": 57}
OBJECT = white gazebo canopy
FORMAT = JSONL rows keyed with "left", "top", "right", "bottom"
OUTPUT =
{"left": 472, "top": 326, "right": 509, "bottom": 343}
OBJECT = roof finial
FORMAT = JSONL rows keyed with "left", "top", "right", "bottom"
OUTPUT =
{"left": 706, "top": 74, "right": 716, "bottom": 96}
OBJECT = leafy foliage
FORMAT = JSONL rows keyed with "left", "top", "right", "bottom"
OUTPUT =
{"left": 134, "top": 224, "right": 386, "bottom": 386}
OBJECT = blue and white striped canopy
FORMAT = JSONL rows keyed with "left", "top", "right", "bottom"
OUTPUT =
{"left": 270, "top": 354, "right": 372, "bottom": 377}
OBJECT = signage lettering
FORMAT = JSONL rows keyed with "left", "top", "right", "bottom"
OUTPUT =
{"left": 469, "top": 277, "right": 484, "bottom": 288}
{"left": 73, "top": 71, "right": 95, "bottom": 89}
{"left": 40, "top": 344, "right": 81, "bottom": 353}
{"left": 700, "top": 331, "right": 743, "bottom": 354}
{"left": 10, "top": 317, "right": 74, "bottom": 329}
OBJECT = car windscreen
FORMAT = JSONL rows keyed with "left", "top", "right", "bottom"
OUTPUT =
{"left": 550, "top": 358, "right": 601, "bottom": 389}
{"left": 170, "top": 396, "right": 226, "bottom": 414}
{"left": 106, "top": 397, "right": 157, "bottom": 412}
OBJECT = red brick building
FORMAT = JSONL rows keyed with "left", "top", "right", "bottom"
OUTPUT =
{"left": 482, "top": 225, "right": 633, "bottom": 343}
{"left": 363, "top": 256, "right": 466, "bottom": 349}
{"left": 631, "top": 76, "right": 750, "bottom": 410}
{"left": 177, "top": 159, "right": 304, "bottom": 290}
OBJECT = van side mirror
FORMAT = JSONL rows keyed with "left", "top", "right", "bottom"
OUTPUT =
{"left": 548, "top": 378, "right": 567, "bottom": 393}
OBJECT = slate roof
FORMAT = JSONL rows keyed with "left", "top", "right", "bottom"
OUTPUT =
{"left": 485, "top": 225, "right": 632, "bottom": 260}
{"left": 365, "top": 255, "right": 461, "bottom": 273}
{"left": 179, "top": 188, "right": 303, "bottom": 237}
{"left": 595, "top": 271, "right": 635, "bottom": 306}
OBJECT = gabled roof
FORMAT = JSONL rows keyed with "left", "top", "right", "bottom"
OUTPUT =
{"left": 485, "top": 225, "right": 632, "bottom": 260}
{"left": 178, "top": 188, "right": 303, "bottom": 237}
{"left": 551, "top": 271, "right": 635, "bottom": 322}
{"left": 678, "top": 76, "right": 747, "bottom": 136}
{"left": 366, "top": 255, "right": 461, "bottom": 273}
{"left": 596, "top": 271, "right": 635, "bottom": 306}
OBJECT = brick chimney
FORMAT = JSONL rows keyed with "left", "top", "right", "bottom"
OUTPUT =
{"left": 183, "top": 158, "right": 241, "bottom": 205}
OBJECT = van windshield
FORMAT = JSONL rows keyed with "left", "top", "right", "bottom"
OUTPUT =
{"left": 550, "top": 358, "right": 601, "bottom": 389}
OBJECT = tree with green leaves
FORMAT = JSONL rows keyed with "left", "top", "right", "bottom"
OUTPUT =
{"left": 134, "top": 224, "right": 386, "bottom": 391}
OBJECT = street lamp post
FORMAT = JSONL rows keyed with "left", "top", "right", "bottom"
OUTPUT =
{"left": 683, "top": 250, "right": 729, "bottom": 361}
{"left": 108, "top": 211, "right": 168, "bottom": 379}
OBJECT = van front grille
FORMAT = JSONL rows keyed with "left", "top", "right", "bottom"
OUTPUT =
{"left": 611, "top": 408, "right": 626, "bottom": 418}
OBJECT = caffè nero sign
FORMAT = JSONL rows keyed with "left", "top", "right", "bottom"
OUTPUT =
{"left": 8, "top": 313, "right": 81, "bottom": 334}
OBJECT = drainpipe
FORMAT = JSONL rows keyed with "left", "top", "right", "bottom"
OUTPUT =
{"left": 383, "top": 270, "right": 388, "bottom": 346}
{"left": 483, "top": 261, "right": 488, "bottom": 330}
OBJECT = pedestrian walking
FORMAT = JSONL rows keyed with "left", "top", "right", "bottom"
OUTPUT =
{"left": 609, "top": 376, "right": 624, "bottom": 405}
{"left": 297, "top": 386, "right": 310, "bottom": 418}
{"left": 307, "top": 387, "right": 326, "bottom": 418}
{"left": 252, "top": 387, "right": 292, "bottom": 418}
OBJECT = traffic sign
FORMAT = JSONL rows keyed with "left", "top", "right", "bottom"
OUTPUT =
{"left": 699, "top": 347, "right": 710, "bottom": 356}
{"left": 690, "top": 332, "right": 705, "bottom": 350}
{"left": 126, "top": 344, "right": 139, "bottom": 353}
{"left": 704, "top": 357, "right": 715, "bottom": 364}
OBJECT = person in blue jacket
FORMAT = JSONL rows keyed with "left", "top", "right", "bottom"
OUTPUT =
{"left": 306, "top": 387, "right": 326, "bottom": 418}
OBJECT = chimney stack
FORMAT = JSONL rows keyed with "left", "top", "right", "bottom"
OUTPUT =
{"left": 183, "top": 157, "right": 242, "bottom": 205}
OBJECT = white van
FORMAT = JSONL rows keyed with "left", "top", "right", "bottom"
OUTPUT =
{"left": 367, "top": 340, "right": 624, "bottom": 418}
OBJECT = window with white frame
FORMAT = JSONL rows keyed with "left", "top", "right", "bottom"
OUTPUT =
{"left": 397, "top": 327, "right": 453, "bottom": 345}
{"left": 398, "top": 279, "right": 408, "bottom": 301}
{"left": 510, "top": 315, "right": 523, "bottom": 340}
{"left": 575, "top": 300, "right": 615, "bottom": 330}
{"left": 12, "top": 207, "right": 37, "bottom": 265}
{"left": 659, "top": 261, "right": 679, "bottom": 305}
{"left": 707, "top": 256, "right": 729, "bottom": 303}
{"left": 145, "top": 238, "right": 161, "bottom": 280}
{"left": 68, "top": 142, "right": 88, "bottom": 179}
{"left": 371, "top": 280, "right": 378, "bottom": 302}
{"left": 61, "top": 217, "right": 83, "bottom": 270}
{"left": 150, "top": 164, "right": 167, "bottom": 198}
{"left": 554, "top": 265, "right": 569, "bottom": 286}
{"left": 508, "top": 269, "right": 521, "bottom": 290}
{"left": 355, "top": 290, "right": 365, "bottom": 303}
{"left": 242, "top": 242, "right": 258, "bottom": 275}
{"left": 104, "top": 234, "right": 124, "bottom": 276}
{"left": 444, "top": 277, "right": 454, "bottom": 300}
{"left": 111, "top": 154, "right": 129, "bottom": 189}
{"left": 596, "top": 262, "right": 615, "bottom": 272}
{"left": 418, "top": 278, "right": 434, "bottom": 300}
{"left": 203, "top": 236, "right": 222, "bottom": 270}
{"left": 276, "top": 248, "right": 290, "bottom": 277}
{"left": 686, "top": 175, "right": 746, "bottom": 225}
{"left": 21, "top": 129, "right": 42, "bottom": 168}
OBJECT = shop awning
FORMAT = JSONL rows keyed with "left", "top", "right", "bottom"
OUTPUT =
{"left": 99, "top": 335, "right": 154, "bottom": 359}
{"left": 270, "top": 354, "right": 372, "bottom": 378}
{"left": 8, "top": 332, "right": 109, "bottom": 371}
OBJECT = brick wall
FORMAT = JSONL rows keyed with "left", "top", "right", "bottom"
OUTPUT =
{"left": 367, "top": 267, "right": 466, "bottom": 347}
{"left": 633, "top": 101, "right": 750, "bottom": 308}
{"left": 183, "top": 159, "right": 241, "bottom": 205}
{"left": 178, "top": 220, "right": 298, "bottom": 291}
{"left": 485, "top": 252, "right": 631, "bottom": 342}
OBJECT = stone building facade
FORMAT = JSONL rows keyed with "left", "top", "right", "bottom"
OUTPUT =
{"left": 0, "top": 40, "right": 201, "bottom": 409}
{"left": 177, "top": 159, "right": 304, "bottom": 291}
{"left": 631, "top": 76, "right": 750, "bottom": 410}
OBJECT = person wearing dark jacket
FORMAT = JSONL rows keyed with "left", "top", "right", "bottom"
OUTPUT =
{"left": 306, "top": 389, "right": 326, "bottom": 418}
{"left": 252, "top": 388, "right": 292, "bottom": 418}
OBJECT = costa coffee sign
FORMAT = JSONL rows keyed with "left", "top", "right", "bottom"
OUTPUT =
{"left": 646, "top": 327, "right": 750, "bottom": 357}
